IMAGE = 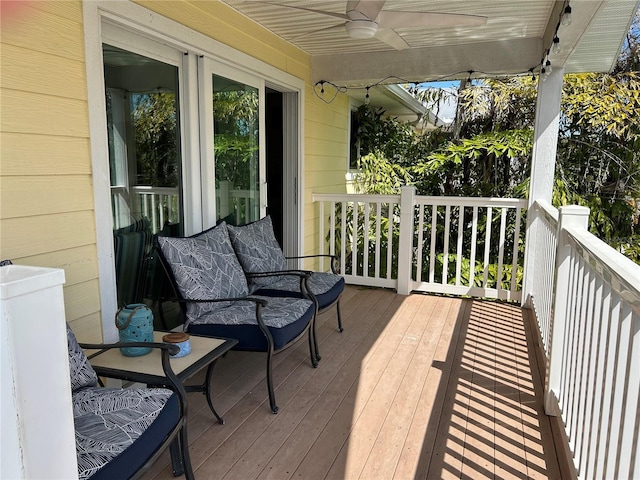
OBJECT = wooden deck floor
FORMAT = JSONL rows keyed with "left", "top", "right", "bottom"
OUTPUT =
{"left": 143, "top": 285, "right": 563, "bottom": 480}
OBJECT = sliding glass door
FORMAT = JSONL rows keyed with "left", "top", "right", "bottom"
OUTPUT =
{"left": 212, "top": 74, "right": 261, "bottom": 225}
{"left": 101, "top": 28, "right": 185, "bottom": 308}
{"left": 199, "top": 60, "right": 266, "bottom": 228}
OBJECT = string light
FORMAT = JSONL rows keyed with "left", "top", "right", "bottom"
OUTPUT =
{"left": 562, "top": 5, "right": 572, "bottom": 26}
{"left": 313, "top": 3, "right": 573, "bottom": 104}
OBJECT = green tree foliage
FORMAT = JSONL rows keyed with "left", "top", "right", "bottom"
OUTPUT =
{"left": 213, "top": 88, "right": 259, "bottom": 190}
{"left": 132, "top": 93, "right": 179, "bottom": 187}
{"left": 354, "top": 13, "right": 640, "bottom": 263}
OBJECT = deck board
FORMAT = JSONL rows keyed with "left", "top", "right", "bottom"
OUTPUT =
{"left": 143, "top": 286, "right": 563, "bottom": 480}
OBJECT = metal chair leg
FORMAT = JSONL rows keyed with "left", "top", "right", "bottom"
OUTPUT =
{"left": 336, "top": 299, "right": 344, "bottom": 332}
{"left": 266, "top": 348, "right": 279, "bottom": 414}
{"left": 179, "top": 421, "right": 195, "bottom": 480}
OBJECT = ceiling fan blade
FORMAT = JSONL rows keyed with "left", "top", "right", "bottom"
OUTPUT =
{"left": 256, "top": 2, "right": 349, "bottom": 21}
{"left": 375, "top": 28, "right": 410, "bottom": 50}
{"left": 348, "top": 0, "right": 386, "bottom": 21}
{"left": 291, "top": 23, "right": 347, "bottom": 40}
{"left": 378, "top": 11, "right": 488, "bottom": 28}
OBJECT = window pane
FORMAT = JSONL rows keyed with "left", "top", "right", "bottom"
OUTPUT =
{"left": 213, "top": 74, "right": 260, "bottom": 225}
{"left": 103, "top": 44, "right": 182, "bottom": 234}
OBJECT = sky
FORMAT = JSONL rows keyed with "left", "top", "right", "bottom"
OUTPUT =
{"left": 419, "top": 80, "right": 459, "bottom": 124}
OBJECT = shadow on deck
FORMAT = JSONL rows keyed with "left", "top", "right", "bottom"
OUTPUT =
{"left": 143, "top": 285, "right": 565, "bottom": 480}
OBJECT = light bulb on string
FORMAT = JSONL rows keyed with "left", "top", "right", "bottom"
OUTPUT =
{"left": 545, "top": 59, "right": 553, "bottom": 74}
{"left": 562, "top": 5, "right": 572, "bottom": 26}
{"left": 552, "top": 36, "right": 561, "bottom": 54}
{"left": 364, "top": 87, "right": 370, "bottom": 105}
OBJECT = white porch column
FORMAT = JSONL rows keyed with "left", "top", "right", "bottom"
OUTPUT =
{"left": 0, "top": 265, "right": 78, "bottom": 479}
{"left": 522, "top": 67, "right": 564, "bottom": 307}
{"left": 397, "top": 186, "right": 415, "bottom": 295}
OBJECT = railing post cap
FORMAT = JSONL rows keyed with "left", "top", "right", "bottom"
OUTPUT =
{"left": 558, "top": 205, "right": 590, "bottom": 216}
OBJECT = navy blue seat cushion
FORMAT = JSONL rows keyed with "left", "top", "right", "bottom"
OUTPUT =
{"left": 67, "top": 324, "right": 180, "bottom": 480}
{"left": 255, "top": 272, "right": 345, "bottom": 310}
{"left": 186, "top": 295, "right": 314, "bottom": 350}
{"left": 188, "top": 301, "right": 313, "bottom": 350}
{"left": 83, "top": 393, "right": 180, "bottom": 480}
{"left": 226, "top": 216, "right": 288, "bottom": 290}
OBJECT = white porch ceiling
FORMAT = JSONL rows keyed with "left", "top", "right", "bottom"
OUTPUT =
{"left": 221, "top": 0, "right": 639, "bottom": 86}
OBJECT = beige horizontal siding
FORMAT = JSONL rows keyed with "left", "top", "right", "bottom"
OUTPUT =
{"left": 1, "top": 176, "right": 94, "bottom": 219}
{"left": 0, "top": 1, "right": 100, "bottom": 336}
{"left": 0, "top": 0, "right": 352, "bottom": 338}
{"left": 0, "top": 212, "right": 96, "bottom": 260}
{"left": 1, "top": 43, "right": 87, "bottom": 99}
{"left": 2, "top": 90, "right": 89, "bottom": 137}
{"left": 0, "top": 133, "right": 92, "bottom": 176}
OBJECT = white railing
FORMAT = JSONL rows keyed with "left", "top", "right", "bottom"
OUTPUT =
{"left": 131, "top": 186, "right": 180, "bottom": 233}
{"left": 314, "top": 190, "right": 640, "bottom": 478}
{"left": 216, "top": 181, "right": 257, "bottom": 226}
{"left": 544, "top": 206, "right": 640, "bottom": 480}
{"left": 527, "top": 200, "right": 560, "bottom": 354}
{"left": 312, "top": 186, "right": 527, "bottom": 301}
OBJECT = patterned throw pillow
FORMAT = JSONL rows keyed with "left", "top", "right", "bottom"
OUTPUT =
{"left": 157, "top": 223, "right": 249, "bottom": 327}
{"left": 227, "top": 216, "right": 288, "bottom": 289}
{"left": 66, "top": 324, "right": 98, "bottom": 392}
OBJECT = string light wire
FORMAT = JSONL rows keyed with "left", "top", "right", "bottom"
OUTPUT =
{"left": 313, "top": 2, "right": 572, "bottom": 104}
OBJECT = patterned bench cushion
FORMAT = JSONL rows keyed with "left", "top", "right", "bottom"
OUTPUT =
{"left": 157, "top": 222, "right": 249, "bottom": 328}
{"left": 188, "top": 295, "right": 313, "bottom": 328}
{"left": 74, "top": 387, "right": 177, "bottom": 480}
{"left": 227, "top": 216, "right": 288, "bottom": 290}
{"left": 66, "top": 325, "right": 179, "bottom": 480}
{"left": 67, "top": 324, "right": 98, "bottom": 392}
{"left": 188, "top": 296, "right": 314, "bottom": 351}
{"left": 255, "top": 272, "right": 345, "bottom": 310}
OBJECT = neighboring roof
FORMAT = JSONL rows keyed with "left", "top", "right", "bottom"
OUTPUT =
{"left": 349, "top": 84, "right": 428, "bottom": 124}
{"left": 222, "top": 0, "right": 640, "bottom": 86}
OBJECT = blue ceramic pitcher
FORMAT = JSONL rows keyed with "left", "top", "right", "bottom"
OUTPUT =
{"left": 115, "top": 304, "right": 154, "bottom": 356}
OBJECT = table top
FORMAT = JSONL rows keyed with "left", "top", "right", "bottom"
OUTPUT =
{"left": 88, "top": 331, "right": 238, "bottom": 385}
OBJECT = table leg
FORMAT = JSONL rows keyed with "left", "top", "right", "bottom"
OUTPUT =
{"left": 184, "top": 360, "right": 225, "bottom": 424}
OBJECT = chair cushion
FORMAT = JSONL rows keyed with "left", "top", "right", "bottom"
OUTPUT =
{"left": 255, "top": 272, "right": 345, "bottom": 310}
{"left": 226, "top": 216, "right": 288, "bottom": 288}
{"left": 157, "top": 223, "right": 248, "bottom": 328}
{"left": 73, "top": 387, "right": 177, "bottom": 480}
{"left": 188, "top": 296, "right": 314, "bottom": 350}
{"left": 67, "top": 324, "right": 98, "bottom": 392}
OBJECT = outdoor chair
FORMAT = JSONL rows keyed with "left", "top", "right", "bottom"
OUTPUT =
{"left": 113, "top": 216, "right": 151, "bottom": 307}
{"left": 68, "top": 325, "right": 193, "bottom": 480}
{"left": 156, "top": 221, "right": 317, "bottom": 414}
{"left": 226, "top": 215, "right": 345, "bottom": 362}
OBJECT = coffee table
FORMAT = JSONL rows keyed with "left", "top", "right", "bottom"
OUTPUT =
{"left": 87, "top": 331, "right": 238, "bottom": 424}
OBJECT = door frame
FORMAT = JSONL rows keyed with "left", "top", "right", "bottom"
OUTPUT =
{"left": 83, "top": 1, "right": 305, "bottom": 341}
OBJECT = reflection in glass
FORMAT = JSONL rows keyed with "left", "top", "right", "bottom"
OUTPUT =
{"left": 213, "top": 74, "right": 260, "bottom": 225}
{"left": 103, "top": 44, "right": 182, "bottom": 234}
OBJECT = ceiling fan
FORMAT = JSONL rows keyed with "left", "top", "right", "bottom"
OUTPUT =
{"left": 262, "top": 1, "right": 487, "bottom": 50}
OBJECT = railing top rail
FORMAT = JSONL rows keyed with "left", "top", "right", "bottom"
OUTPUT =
{"left": 566, "top": 225, "right": 640, "bottom": 313}
{"left": 312, "top": 192, "right": 527, "bottom": 208}
{"left": 132, "top": 185, "right": 179, "bottom": 194}
{"left": 312, "top": 193, "right": 401, "bottom": 203}
{"left": 414, "top": 196, "right": 527, "bottom": 208}
{"left": 533, "top": 199, "right": 559, "bottom": 225}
